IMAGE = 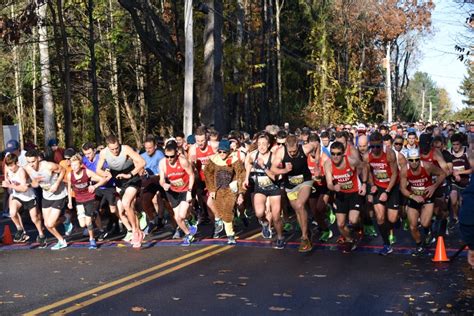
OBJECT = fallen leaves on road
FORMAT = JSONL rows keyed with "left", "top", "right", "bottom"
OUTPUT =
{"left": 269, "top": 306, "right": 290, "bottom": 312}
{"left": 310, "top": 297, "right": 321, "bottom": 300}
{"left": 171, "top": 297, "right": 181, "bottom": 301}
{"left": 217, "top": 293, "right": 236, "bottom": 298}
{"left": 313, "top": 274, "right": 327, "bottom": 278}
{"left": 213, "top": 280, "right": 225, "bottom": 285}
{"left": 131, "top": 306, "right": 146, "bottom": 312}
{"left": 12, "top": 294, "right": 24, "bottom": 298}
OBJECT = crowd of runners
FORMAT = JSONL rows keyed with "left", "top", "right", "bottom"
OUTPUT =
{"left": 1, "top": 120, "right": 474, "bottom": 256}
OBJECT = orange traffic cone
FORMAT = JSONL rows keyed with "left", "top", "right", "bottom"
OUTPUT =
{"left": 432, "top": 236, "right": 450, "bottom": 262}
{"left": 2, "top": 225, "right": 13, "bottom": 245}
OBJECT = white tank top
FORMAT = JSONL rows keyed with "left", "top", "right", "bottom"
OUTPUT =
{"left": 7, "top": 167, "right": 35, "bottom": 202}
{"left": 33, "top": 163, "right": 67, "bottom": 200}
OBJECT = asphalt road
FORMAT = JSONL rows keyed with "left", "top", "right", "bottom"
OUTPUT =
{"left": 1, "top": 212, "right": 473, "bottom": 316}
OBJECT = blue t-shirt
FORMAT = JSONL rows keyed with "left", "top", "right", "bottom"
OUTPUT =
{"left": 141, "top": 150, "right": 164, "bottom": 176}
{"left": 82, "top": 153, "right": 114, "bottom": 187}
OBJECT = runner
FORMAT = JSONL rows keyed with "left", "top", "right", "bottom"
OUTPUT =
{"left": 139, "top": 135, "right": 166, "bottom": 233}
{"left": 24, "top": 149, "right": 68, "bottom": 250}
{"left": 205, "top": 139, "right": 246, "bottom": 244}
{"left": 158, "top": 140, "right": 196, "bottom": 246}
{"left": 364, "top": 132, "right": 399, "bottom": 255}
{"left": 324, "top": 141, "right": 368, "bottom": 253}
{"left": 271, "top": 135, "right": 317, "bottom": 252}
{"left": 188, "top": 126, "right": 219, "bottom": 236}
{"left": 306, "top": 133, "right": 332, "bottom": 242}
{"left": 67, "top": 154, "right": 110, "bottom": 249}
{"left": 244, "top": 133, "right": 285, "bottom": 248}
{"left": 96, "top": 135, "right": 146, "bottom": 248}
{"left": 2, "top": 153, "right": 45, "bottom": 245}
{"left": 82, "top": 142, "right": 121, "bottom": 240}
{"left": 400, "top": 149, "right": 446, "bottom": 256}
{"left": 449, "top": 133, "right": 471, "bottom": 224}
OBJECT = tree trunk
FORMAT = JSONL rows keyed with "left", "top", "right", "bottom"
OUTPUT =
{"left": 37, "top": 0, "right": 57, "bottom": 146}
{"left": 135, "top": 36, "right": 147, "bottom": 142}
{"left": 275, "top": 0, "right": 284, "bottom": 122}
{"left": 259, "top": 0, "right": 268, "bottom": 128}
{"left": 87, "top": 0, "right": 102, "bottom": 144}
{"left": 56, "top": 0, "right": 73, "bottom": 147}
{"left": 11, "top": 5, "right": 24, "bottom": 148}
{"left": 32, "top": 26, "right": 38, "bottom": 145}
{"left": 213, "top": 0, "right": 225, "bottom": 133}
{"left": 200, "top": 0, "right": 224, "bottom": 133}
{"left": 183, "top": 0, "right": 193, "bottom": 136}
{"left": 107, "top": 0, "right": 122, "bottom": 143}
{"left": 232, "top": 0, "right": 245, "bottom": 130}
{"left": 122, "top": 91, "right": 141, "bottom": 148}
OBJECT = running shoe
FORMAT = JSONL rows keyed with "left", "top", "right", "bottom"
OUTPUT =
{"left": 2, "top": 211, "right": 10, "bottom": 218}
{"left": 261, "top": 222, "right": 272, "bottom": 239}
{"left": 327, "top": 208, "right": 336, "bottom": 225}
{"left": 389, "top": 232, "right": 397, "bottom": 245}
{"left": 64, "top": 222, "right": 74, "bottom": 237}
{"left": 14, "top": 230, "right": 29, "bottom": 243}
{"left": 97, "top": 230, "right": 108, "bottom": 241}
{"left": 139, "top": 212, "right": 148, "bottom": 231}
{"left": 227, "top": 235, "right": 236, "bottom": 245}
{"left": 132, "top": 231, "right": 143, "bottom": 248}
{"left": 51, "top": 239, "right": 67, "bottom": 250}
{"left": 379, "top": 245, "right": 393, "bottom": 256}
{"left": 298, "top": 238, "right": 313, "bottom": 253}
{"left": 172, "top": 227, "right": 182, "bottom": 239}
{"left": 336, "top": 235, "right": 346, "bottom": 244}
{"left": 37, "top": 235, "right": 47, "bottom": 248}
{"left": 188, "top": 224, "right": 198, "bottom": 237}
{"left": 319, "top": 230, "right": 333, "bottom": 243}
{"left": 412, "top": 245, "right": 425, "bottom": 257}
{"left": 423, "top": 232, "right": 435, "bottom": 247}
{"left": 283, "top": 222, "right": 293, "bottom": 232}
{"left": 402, "top": 218, "right": 409, "bottom": 231}
{"left": 214, "top": 219, "right": 224, "bottom": 234}
{"left": 123, "top": 230, "right": 133, "bottom": 242}
{"left": 364, "top": 224, "right": 378, "bottom": 237}
{"left": 342, "top": 241, "right": 356, "bottom": 253}
{"left": 89, "top": 239, "right": 97, "bottom": 250}
{"left": 181, "top": 234, "right": 194, "bottom": 246}
{"left": 274, "top": 238, "right": 285, "bottom": 250}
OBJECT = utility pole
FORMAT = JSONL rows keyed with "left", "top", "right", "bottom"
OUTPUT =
{"left": 421, "top": 86, "right": 425, "bottom": 121}
{"left": 386, "top": 42, "right": 392, "bottom": 123}
{"left": 183, "top": 0, "right": 193, "bottom": 136}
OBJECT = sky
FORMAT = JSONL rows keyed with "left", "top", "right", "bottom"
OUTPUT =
{"left": 417, "top": 0, "right": 471, "bottom": 111}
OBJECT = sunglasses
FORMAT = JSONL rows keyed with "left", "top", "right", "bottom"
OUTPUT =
{"left": 393, "top": 142, "right": 403, "bottom": 146}
{"left": 408, "top": 158, "right": 420, "bottom": 163}
{"left": 277, "top": 142, "right": 285, "bottom": 145}
{"left": 218, "top": 150, "right": 228, "bottom": 154}
{"left": 369, "top": 144, "right": 382, "bottom": 149}
{"left": 164, "top": 154, "right": 176, "bottom": 159}
{"left": 331, "top": 152, "right": 343, "bottom": 156}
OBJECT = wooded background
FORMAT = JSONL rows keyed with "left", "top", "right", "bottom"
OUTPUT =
{"left": 0, "top": 0, "right": 472, "bottom": 149}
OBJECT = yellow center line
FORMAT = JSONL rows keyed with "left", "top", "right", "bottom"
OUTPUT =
{"left": 23, "top": 245, "right": 220, "bottom": 316}
{"left": 52, "top": 245, "right": 234, "bottom": 315}
{"left": 24, "top": 232, "right": 261, "bottom": 316}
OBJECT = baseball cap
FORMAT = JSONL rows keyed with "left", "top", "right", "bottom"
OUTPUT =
{"left": 48, "top": 138, "right": 59, "bottom": 147}
{"left": 5, "top": 140, "right": 19, "bottom": 153}
{"left": 218, "top": 140, "right": 231, "bottom": 152}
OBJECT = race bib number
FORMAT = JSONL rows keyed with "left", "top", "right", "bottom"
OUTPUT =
{"left": 288, "top": 175, "right": 304, "bottom": 185}
{"left": 374, "top": 169, "right": 389, "bottom": 181}
{"left": 170, "top": 179, "right": 185, "bottom": 188}
{"left": 340, "top": 181, "right": 354, "bottom": 191}
{"left": 412, "top": 186, "right": 425, "bottom": 196}
{"left": 453, "top": 166, "right": 465, "bottom": 171}
{"left": 258, "top": 176, "right": 273, "bottom": 188}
